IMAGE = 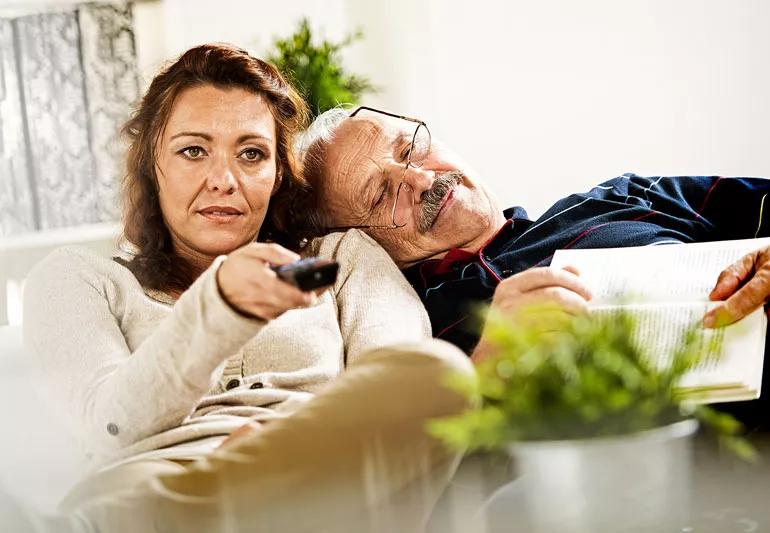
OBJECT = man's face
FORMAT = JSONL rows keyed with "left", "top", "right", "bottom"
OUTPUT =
{"left": 321, "top": 112, "right": 504, "bottom": 267}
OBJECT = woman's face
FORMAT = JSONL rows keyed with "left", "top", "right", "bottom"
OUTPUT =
{"left": 155, "top": 84, "right": 278, "bottom": 265}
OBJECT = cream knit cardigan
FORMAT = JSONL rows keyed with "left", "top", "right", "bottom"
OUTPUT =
{"left": 23, "top": 230, "right": 431, "bottom": 471}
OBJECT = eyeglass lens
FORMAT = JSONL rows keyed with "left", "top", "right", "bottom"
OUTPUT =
{"left": 391, "top": 124, "right": 430, "bottom": 227}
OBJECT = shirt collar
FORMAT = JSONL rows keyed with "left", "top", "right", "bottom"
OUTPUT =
{"left": 411, "top": 206, "right": 532, "bottom": 280}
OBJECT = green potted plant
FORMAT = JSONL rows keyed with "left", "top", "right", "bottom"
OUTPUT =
{"left": 268, "top": 18, "right": 375, "bottom": 119}
{"left": 429, "top": 306, "right": 753, "bottom": 532}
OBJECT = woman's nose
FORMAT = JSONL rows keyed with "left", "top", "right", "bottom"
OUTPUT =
{"left": 207, "top": 159, "right": 237, "bottom": 193}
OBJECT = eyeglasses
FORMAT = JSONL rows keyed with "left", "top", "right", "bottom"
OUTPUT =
{"left": 328, "top": 106, "right": 431, "bottom": 231}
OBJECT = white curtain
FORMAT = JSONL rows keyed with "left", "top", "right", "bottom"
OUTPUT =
{"left": 0, "top": 2, "right": 139, "bottom": 237}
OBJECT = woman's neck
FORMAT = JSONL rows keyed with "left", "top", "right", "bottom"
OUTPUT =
{"left": 172, "top": 242, "right": 214, "bottom": 282}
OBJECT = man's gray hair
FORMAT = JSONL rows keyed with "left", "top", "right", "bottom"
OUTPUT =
{"left": 295, "top": 106, "right": 350, "bottom": 169}
{"left": 291, "top": 105, "right": 352, "bottom": 238}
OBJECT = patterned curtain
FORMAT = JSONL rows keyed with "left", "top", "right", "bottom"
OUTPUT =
{"left": 0, "top": 3, "right": 139, "bottom": 237}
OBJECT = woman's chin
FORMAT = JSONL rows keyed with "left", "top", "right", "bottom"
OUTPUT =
{"left": 194, "top": 236, "right": 252, "bottom": 257}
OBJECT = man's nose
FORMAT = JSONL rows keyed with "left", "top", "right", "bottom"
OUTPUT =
{"left": 207, "top": 157, "right": 238, "bottom": 194}
{"left": 400, "top": 166, "right": 434, "bottom": 201}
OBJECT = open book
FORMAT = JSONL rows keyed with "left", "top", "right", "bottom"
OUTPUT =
{"left": 550, "top": 238, "right": 770, "bottom": 403}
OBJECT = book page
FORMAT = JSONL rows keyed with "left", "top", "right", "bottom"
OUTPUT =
{"left": 551, "top": 238, "right": 769, "bottom": 401}
{"left": 592, "top": 303, "right": 765, "bottom": 395}
{"left": 551, "top": 237, "right": 770, "bottom": 305}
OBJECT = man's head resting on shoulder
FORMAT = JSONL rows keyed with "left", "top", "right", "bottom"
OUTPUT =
{"left": 297, "top": 106, "right": 506, "bottom": 268}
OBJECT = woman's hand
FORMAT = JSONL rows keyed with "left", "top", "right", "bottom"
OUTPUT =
{"left": 216, "top": 243, "right": 323, "bottom": 320}
{"left": 218, "top": 421, "right": 260, "bottom": 449}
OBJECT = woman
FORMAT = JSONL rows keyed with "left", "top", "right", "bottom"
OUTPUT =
{"left": 22, "top": 44, "right": 471, "bottom": 533}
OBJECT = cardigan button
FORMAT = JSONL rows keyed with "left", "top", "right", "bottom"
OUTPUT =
{"left": 106, "top": 423, "right": 119, "bottom": 436}
{"left": 225, "top": 379, "right": 240, "bottom": 390}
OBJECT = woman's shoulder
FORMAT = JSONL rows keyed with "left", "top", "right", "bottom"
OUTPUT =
{"left": 26, "top": 245, "right": 135, "bottom": 289}
{"left": 308, "top": 229, "right": 391, "bottom": 262}
{"left": 31, "top": 244, "right": 119, "bottom": 271}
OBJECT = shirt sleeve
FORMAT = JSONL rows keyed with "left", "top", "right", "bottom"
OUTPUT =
{"left": 22, "top": 247, "right": 264, "bottom": 454}
{"left": 687, "top": 176, "right": 770, "bottom": 239}
{"left": 597, "top": 174, "right": 770, "bottom": 240}
{"left": 318, "top": 230, "right": 432, "bottom": 366}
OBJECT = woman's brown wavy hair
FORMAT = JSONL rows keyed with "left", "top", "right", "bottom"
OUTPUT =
{"left": 120, "top": 43, "right": 309, "bottom": 294}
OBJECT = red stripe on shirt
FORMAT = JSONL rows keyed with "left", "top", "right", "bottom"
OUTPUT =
{"left": 478, "top": 249, "right": 502, "bottom": 282}
{"left": 697, "top": 177, "right": 723, "bottom": 217}
{"left": 437, "top": 315, "right": 469, "bottom": 339}
{"left": 532, "top": 211, "right": 661, "bottom": 266}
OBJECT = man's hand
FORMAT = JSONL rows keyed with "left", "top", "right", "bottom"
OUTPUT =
{"left": 704, "top": 246, "right": 770, "bottom": 328}
{"left": 471, "top": 266, "right": 593, "bottom": 363}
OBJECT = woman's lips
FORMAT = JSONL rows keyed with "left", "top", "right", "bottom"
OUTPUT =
{"left": 198, "top": 212, "right": 242, "bottom": 223}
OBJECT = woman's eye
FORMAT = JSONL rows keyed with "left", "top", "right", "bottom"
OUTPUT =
{"left": 240, "top": 148, "right": 265, "bottom": 162}
{"left": 399, "top": 145, "right": 412, "bottom": 162}
{"left": 180, "top": 146, "right": 205, "bottom": 159}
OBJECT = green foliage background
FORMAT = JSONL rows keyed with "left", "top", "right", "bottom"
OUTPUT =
{"left": 268, "top": 18, "right": 375, "bottom": 119}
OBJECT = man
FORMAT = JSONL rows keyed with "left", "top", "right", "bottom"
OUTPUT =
{"left": 298, "top": 106, "right": 770, "bottom": 362}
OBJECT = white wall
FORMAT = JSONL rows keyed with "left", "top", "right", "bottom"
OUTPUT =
{"left": 422, "top": 0, "right": 770, "bottom": 217}
{"left": 133, "top": 0, "right": 350, "bottom": 86}
{"left": 132, "top": 0, "right": 770, "bottom": 219}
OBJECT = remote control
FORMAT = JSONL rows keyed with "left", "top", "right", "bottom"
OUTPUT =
{"left": 271, "top": 257, "right": 339, "bottom": 291}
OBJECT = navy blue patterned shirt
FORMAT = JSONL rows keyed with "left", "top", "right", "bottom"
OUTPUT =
{"left": 402, "top": 174, "right": 770, "bottom": 355}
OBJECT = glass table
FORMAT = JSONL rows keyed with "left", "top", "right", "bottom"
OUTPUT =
{"left": 428, "top": 431, "right": 770, "bottom": 533}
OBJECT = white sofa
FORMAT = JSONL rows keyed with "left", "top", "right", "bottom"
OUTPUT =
{"left": 0, "top": 223, "right": 120, "bottom": 513}
{"left": 0, "top": 324, "right": 87, "bottom": 513}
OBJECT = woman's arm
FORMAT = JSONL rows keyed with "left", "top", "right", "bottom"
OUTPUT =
{"left": 23, "top": 247, "right": 264, "bottom": 454}
{"left": 319, "top": 230, "right": 432, "bottom": 365}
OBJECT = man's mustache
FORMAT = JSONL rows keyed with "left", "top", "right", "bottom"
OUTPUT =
{"left": 418, "top": 172, "right": 463, "bottom": 233}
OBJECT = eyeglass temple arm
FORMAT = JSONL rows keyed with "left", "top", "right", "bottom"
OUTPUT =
{"left": 350, "top": 106, "right": 425, "bottom": 125}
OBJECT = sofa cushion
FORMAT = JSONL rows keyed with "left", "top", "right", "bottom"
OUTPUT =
{"left": 0, "top": 325, "right": 87, "bottom": 512}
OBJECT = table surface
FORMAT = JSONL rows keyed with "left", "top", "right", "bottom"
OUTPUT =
{"left": 428, "top": 430, "right": 770, "bottom": 533}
